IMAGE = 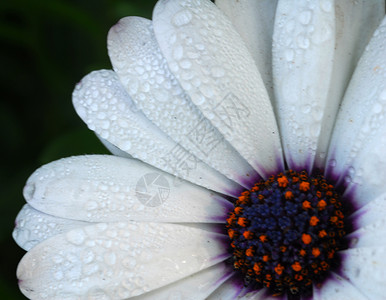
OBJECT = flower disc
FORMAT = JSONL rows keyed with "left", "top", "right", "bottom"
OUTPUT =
{"left": 226, "top": 170, "right": 348, "bottom": 297}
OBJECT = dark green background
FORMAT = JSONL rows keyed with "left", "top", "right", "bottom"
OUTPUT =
{"left": 1, "top": 0, "right": 157, "bottom": 298}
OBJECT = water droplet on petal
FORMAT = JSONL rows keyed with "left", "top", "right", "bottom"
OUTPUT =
{"left": 172, "top": 10, "right": 193, "bottom": 27}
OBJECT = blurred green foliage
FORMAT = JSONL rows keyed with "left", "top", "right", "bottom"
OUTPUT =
{"left": 0, "top": 0, "right": 157, "bottom": 298}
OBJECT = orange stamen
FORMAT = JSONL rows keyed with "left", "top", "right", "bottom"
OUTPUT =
{"left": 292, "top": 261, "right": 302, "bottom": 272}
{"left": 259, "top": 235, "right": 267, "bottom": 243}
{"left": 226, "top": 213, "right": 236, "bottom": 225}
{"left": 317, "top": 199, "right": 327, "bottom": 210}
{"left": 300, "top": 249, "right": 306, "bottom": 256}
{"left": 302, "top": 233, "right": 312, "bottom": 244}
{"left": 237, "top": 195, "right": 248, "bottom": 205}
{"left": 228, "top": 229, "right": 235, "bottom": 239}
{"left": 309, "top": 216, "right": 320, "bottom": 226}
{"left": 253, "top": 262, "right": 261, "bottom": 274}
{"left": 318, "top": 230, "right": 327, "bottom": 238}
{"left": 312, "top": 247, "right": 321, "bottom": 257}
{"left": 237, "top": 217, "right": 247, "bottom": 227}
{"left": 285, "top": 190, "right": 294, "bottom": 200}
{"left": 245, "top": 247, "right": 254, "bottom": 257}
{"left": 275, "top": 264, "right": 285, "bottom": 275}
{"left": 330, "top": 216, "right": 338, "bottom": 223}
{"left": 299, "top": 181, "right": 310, "bottom": 192}
{"left": 278, "top": 176, "right": 289, "bottom": 188}
{"left": 263, "top": 255, "right": 270, "bottom": 262}
{"left": 243, "top": 230, "right": 253, "bottom": 239}
{"left": 295, "top": 274, "right": 303, "bottom": 281}
{"left": 302, "top": 200, "right": 311, "bottom": 210}
{"left": 251, "top": 186, "right": 259, "bottom": 192}
{"left": 234, "top": 207, "right": 243, "bottom": 214}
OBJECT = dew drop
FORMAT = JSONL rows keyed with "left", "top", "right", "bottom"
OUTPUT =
{"left": 284, "top": 49, "right": 294, "bottom": 62}
{"left": 320, "top": 0, "right": 333, "bottom": 12}
{"left": 66, "top": 229, "right": 85, "bottom": 245}
{"left": 301, "top": 104, "right": 311, "bottom": 114}
{"left": 297, "top": 34, "right": 310, "bottom": 49}
{"left": 172, "top": 10, "right": 193, "bottom": 27}
{"left": 299, "top": 10, "right": 312, "bottom": 25}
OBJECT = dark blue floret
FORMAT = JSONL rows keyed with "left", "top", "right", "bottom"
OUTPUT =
{"left": 226, "top": 170, "right": 350, "bottom": 298}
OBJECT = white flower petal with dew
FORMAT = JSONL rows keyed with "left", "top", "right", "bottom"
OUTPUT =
{"left": 107, "top": 16, "right": 257, "bottom": 187}
{"left": 327, "top": 16, "right": 386, "bottom": 207}
{"left": 206, "top": 277, "right": 242, "bottom": 300}
{"left": 130, "top": 262, "right": 232, "bottom": 300}
{"left": 215, "top": 0, "right": 278, "bottom": 101}
{"left": 13, "top": 0, "right": 386, "bottom": 299}
{"left": 73, "top": 69, "right": 241, "bottom": 196}
{"left": 273, "top": 0, "right": 384, "bottom": 171}
{"left": 153, "top": 0, "right": 284, "bottom": 178}
{"left": 23, "top": 155, "right": 232, "bottom": 223}
{"left": 17, "top": 222, "right": 228, "bottom": 300}
{"left": 313, "top": 272, "right": 367, "bottom": 300}
{"left": 340, "top": 247, "right": 386, "bottom": 299}
{"left": 13, "top": 204, "right": 90, "bottom": 251}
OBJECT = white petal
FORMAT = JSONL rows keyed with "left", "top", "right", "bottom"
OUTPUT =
{"left": 313, "top": 272, "right": 368, "bottom": 300}
{"left": 108, "top": 16, "right": 257, "bottom": 188}
{"left": 24, "top": 155, "right": 233, "bottom": 223}
{"left": 73, "top": 69, "right": 241, "bottom": 196}
{"left": 340, "top": 247, "right": 386, "bottom": 299}
{"left": 349, "top": 192, "right": 386, "bottom": 229}
{"left": 238, "top": 289, "right": 278, "bottom": 300}
{"left": 153, "top": 0, "right": 283, "bottom": 178}
{"left": 17, "top": 222, "right": 229, "bottom": 300}
{"left": 347, "top": 215, "right": 386, "bottom": 248}
{"left": 130, "top": 262, "right": 232, "bottom": 300}
{"left": 215, "top": 0, "right": 278, "bottom": 102}
{"left": 316, "top": 0, "right": 384, "bottom": 169}
{"left": 13, "top": 204, "right": 89, "bottom": 251}
{"left": 326, "top": 17, "right": 386, "bottom": 207}
{"left": 97, "top": 135, "right": 133, "bottom": 158}
{"left": 273, "top": 0, "right": 336, "bottom": 170}
{"left": 206, "top": 276, "right": 242, "bottom": 300}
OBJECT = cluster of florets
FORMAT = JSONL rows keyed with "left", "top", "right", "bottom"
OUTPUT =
{"left": 226, "top": 170, "right": 347, "bottom": 297}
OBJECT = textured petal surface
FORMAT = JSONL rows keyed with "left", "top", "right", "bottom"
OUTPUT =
{"left": 17, "top": 222, "right": 229, "bottom": 300}
{"left": 153, "top": 0, "right": 283, "bottom": 178}
{"left": 206, "top": 276, "right": 242, "bottom": 300}
{"left": 215, "top": 0, "right": 278, "bottom": 102}
{"left": 312, "top": 0, "right": 385, "bottom": 169}
{"left": 349, "top": 192, "right": 386, "bottom": 229}
{"left": 238, "top": 289, "right": 279, "bottom": 300}
{"left": 73, "top": 69, "right": 241, "bottom": 195}
{"left": 13, "top": 204, "right": 89, "bottom": 251}
{"left": 273, "top": 0, "right": 336, "bottom": 170}
{"left": 347, "top": 203, "right": 386, "bottom": 248}
{"left": 340, "top": 247, "right": 386, "bottom": 299}
{"left": 97, "top": 135, "right": 133, "bottom": 158}
{"left": 23, "top": 155, "right": 233, "bottom": 223}
{"left": 313, "top": 272, "right": 368, "bottom": 300}
{"left": 131, "top": 262, "right": 232, "bottom": 300}
{"left": 326, "top": 17, "right": 386, "bottom": 207}
{"left": 273, "top": 1, "right": 384, "bottom": 170}
{"left": 108, "top": 16, "right": 257, "bottom": 187}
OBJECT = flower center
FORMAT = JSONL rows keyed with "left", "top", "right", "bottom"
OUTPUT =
{"left": 226, "top": 170, "right": 347, "bottom": 297}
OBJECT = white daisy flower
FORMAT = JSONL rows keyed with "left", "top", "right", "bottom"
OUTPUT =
{"left": 13, "top": 0, "right": 386, "bottom": 299}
